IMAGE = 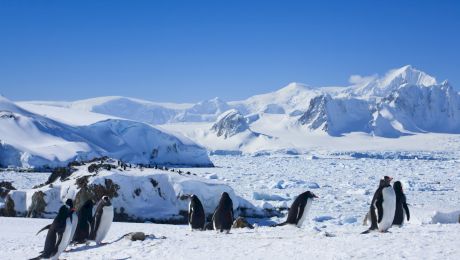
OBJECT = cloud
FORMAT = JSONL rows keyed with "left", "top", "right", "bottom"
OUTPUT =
{"left": 348, "top": 74, "right": 377, "bottom": 85}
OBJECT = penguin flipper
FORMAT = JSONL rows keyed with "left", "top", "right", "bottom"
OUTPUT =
{"left": 376, "top": 198, "right": 384, "bottom": 223}
{"left": 402, "top": 197, "right": 410, "bottom": 221}
{"left": 296, "top": 201, "right": 307, "bottom": 223}
{"left": 369, "top": 206, "right": 379, "bottom": 230}
{"left": 35, "top": 224, "right": 51, "bottom": 235}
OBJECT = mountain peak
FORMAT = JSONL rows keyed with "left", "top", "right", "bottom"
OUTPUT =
{"left": 348, "top": 65, "right": 438, "bottom": 98}
{"left": 277, "top": 82, "right": 311, "bottom": 93}
{"left": 381, "top": 65, "right": 437, "bottom": 87}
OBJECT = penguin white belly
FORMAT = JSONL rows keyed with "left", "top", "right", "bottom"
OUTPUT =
{"left": 69, "top": 212, "right": 78, "bottom": 244}
{"left": 51, "top": 217, "right": 72, "bottom": 260}
{"left": 95, "top": 206, "right": 114, "bottom": 244}
{"left": 296, "top": 198, "right": 312, "bottom": 228}
{"left": 378, "top": 187, "right": 396, "bottom": 232}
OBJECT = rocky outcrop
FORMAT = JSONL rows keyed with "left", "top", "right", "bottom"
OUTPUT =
{"left": 211, "top": 109, "right": 251, "bottom": 138}
{"left": 298, "top": 95, "right": 372, "bottom": 136}
{"left": 232, "top": 217, "right": 254, "bottom": 229}
{"left": 1, "top": 159, "right": 249, "bottom": 223}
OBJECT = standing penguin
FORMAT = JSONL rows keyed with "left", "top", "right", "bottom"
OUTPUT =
{"left": 188, "top": 194, "right": 206, "bottom": 230}
{"left": 31, "top": 204, "right": 74, "bottom": 260}
{"left": 65, "top": 199, "right": 78, "bottom": 246}
{"left": 362, "top": 176, "right": 396, "bottom": 233}
{"left": 90, "top": 196, "right": 114, "bottom": 244}
{"left": 72, "top": 199, "right": 94, "bottom": 243}
{"left": 212, "top": 192, "right": 233, "bottom": 233}
{"left": 392, "top": 181, "right": 410, "bottom": 226}
{"left": 275, "top": 191, "right": 318, "bottom": 227}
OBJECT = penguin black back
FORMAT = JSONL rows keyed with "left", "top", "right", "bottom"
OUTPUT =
{"left": 32, "top": 205, "right": 70, "bottom": 259}
{"left": 277, "top": 191, "right": 318, "bottom": 226}
{"left": 392, "top": 181, "right": 410, "bottom": 225}
{"left": 72, "top": 199, "right": 94, "bottom": 243}
{"left": 212, "top": 192, "right": 233, "bottom": 233}
{"left": 188, "top": 195, "right": 206, "bottom": 230}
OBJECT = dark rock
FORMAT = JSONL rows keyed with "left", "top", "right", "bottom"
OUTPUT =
{"left": 126, "top": 232, "right": 146, "bottom": 241}
{"left": 0, "top": 195, "right": 16, "bottom": 217}
{"left": 0, "top": 181, "right": 16, "bottom": 198}
{"left": 27, "top": 191, "right": 46, "bottom": 218}
{"left": 232, "top": 217, "right": 254, "bottom": 229}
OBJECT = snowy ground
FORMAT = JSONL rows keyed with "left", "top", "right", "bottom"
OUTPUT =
{"left": 1, "top": 217, "right": 459, "bottom": 260}
{"left": 1, "top": 154, "right": 460, "bottom": 259}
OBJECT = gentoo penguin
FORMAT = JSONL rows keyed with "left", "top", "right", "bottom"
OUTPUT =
{"left": 275, "top": 191, "right": 318, "bottom": 227}
{"left": 392, "top": 181, "right": 410, "bottom": 226}
{"left": 90, "top": 196, "right": 114, "bottom": 244}
{"left": 212, "top": 192, "right": 234, "bottom": 233}
{"left": 72, "top": 199, "right": 94, "bottom": 243}
{"left": 362, "top": 176, "right": 396, "bottom": 233}
{"left": 31, "top": 204, "right": 74, "bottom": 260}
{"left": 65, "top": 199, "right": 78, "bottom": 246}
{"left": 188, "top": 194, "right": 206, "bottom": 230}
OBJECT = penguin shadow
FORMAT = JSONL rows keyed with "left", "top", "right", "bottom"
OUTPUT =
{"left": 66, "top": 243, "right": 105, "bottom": 253}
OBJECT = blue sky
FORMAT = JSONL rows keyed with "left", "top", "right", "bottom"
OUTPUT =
{"left": 0, "top": 0, "right": 459, "bottom": 102}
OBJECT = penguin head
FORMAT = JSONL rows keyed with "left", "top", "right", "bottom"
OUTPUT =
{"left": 65, "top": 199, "right": 76, "bottom": 211}
{"left": 305, "top": 191, "right": 319, "bottom": 199}
{"left": 393, "top": 181, "right": 403, "bottom": 193}
{"left": 101, "top": 196, "right": 112, "bottom": 206}
{"left": 221, "top": 192, "right": 230, "bottom": 200}
{"left": 380, "top": 176, "right": 393, "bottom": 187}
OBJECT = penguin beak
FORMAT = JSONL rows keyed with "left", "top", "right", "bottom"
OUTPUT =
{"left": 313, "top": 194, "right": 319, "bottom": 198}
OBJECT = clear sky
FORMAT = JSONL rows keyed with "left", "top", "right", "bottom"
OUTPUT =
{"left": 0, "top": 0, "right": 459, "bottom": 102}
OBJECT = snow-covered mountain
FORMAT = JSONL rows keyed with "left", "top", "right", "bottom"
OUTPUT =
{"left": 0, "top": 96, "right": 212, "bottom": 168}
{"left": 11, "top": 65, "right": 460, "bottom": 154}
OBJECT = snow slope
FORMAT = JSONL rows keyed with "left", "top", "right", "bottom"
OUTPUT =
{"left": 0, "top": 97, "right": 212, "bottom": 168}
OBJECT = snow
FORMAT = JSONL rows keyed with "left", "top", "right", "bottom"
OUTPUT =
{"left": 10, "top": 65, "right": 460, "bottom": 155}
{"left": 1, "top": 97, "right": 212, "bottom": 168}
{"left": 1, "top": 153, "right": 460, "bottom": 259}
{"left": 1, "top": 217, "right": 458, "bottom": 259}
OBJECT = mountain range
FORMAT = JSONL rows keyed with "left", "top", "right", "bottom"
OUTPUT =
{"left": 2, "top": 65, "right": 460, "bottom": 166}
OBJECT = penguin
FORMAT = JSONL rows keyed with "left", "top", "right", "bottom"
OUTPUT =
{"left": 90, "top": 196, "right": 114, "bottom": 244}
{"left": 65, "top": 199, "right": 78, "bottom": 246}
{"left": 275, "top": 191, "right": 318, "bottom": 227}
{"left": 188, "top": 194, "right": 206, "bottom": 230}
{"left": 31, "top": 204, "right": 74, "bottom": 260}
{"left": 362, "top": 176, "right": 396, "bottom": 233}
{"left": 72, "top": 199, "right": 94, "bottom": 244}
{"left": 392, "top": 181, "right": 410, "bottom": 226}
{"left": 212, "top": 192, "right": 234, "bottom": 233}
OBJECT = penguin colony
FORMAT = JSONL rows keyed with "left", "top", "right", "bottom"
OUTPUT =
{"left": 31, "top": 196, "right": 114, "bottom": 260}
{"left": 30, "top": 176, "right": 409, "bottom": 258}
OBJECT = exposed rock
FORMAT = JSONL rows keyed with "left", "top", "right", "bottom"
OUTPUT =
{"left": 211, "top": 109, "right": 251, "bottom": 138}
{"left": 0, "top": 195, "right": 16, "bottom": 217}
{"left": 46, "top": 167, "right": 74, "bottom": 184}
{"left": 0, "top": 181, "right": 16, "bottom": 198}
{"left": 126, "top": 232, "right": 147, "bottom": 241}
{"left": 27, "top": 191, "right": 46, "bottom": 218}
{"left": 232, "top": 217, "right": 254, "bottom": 229}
